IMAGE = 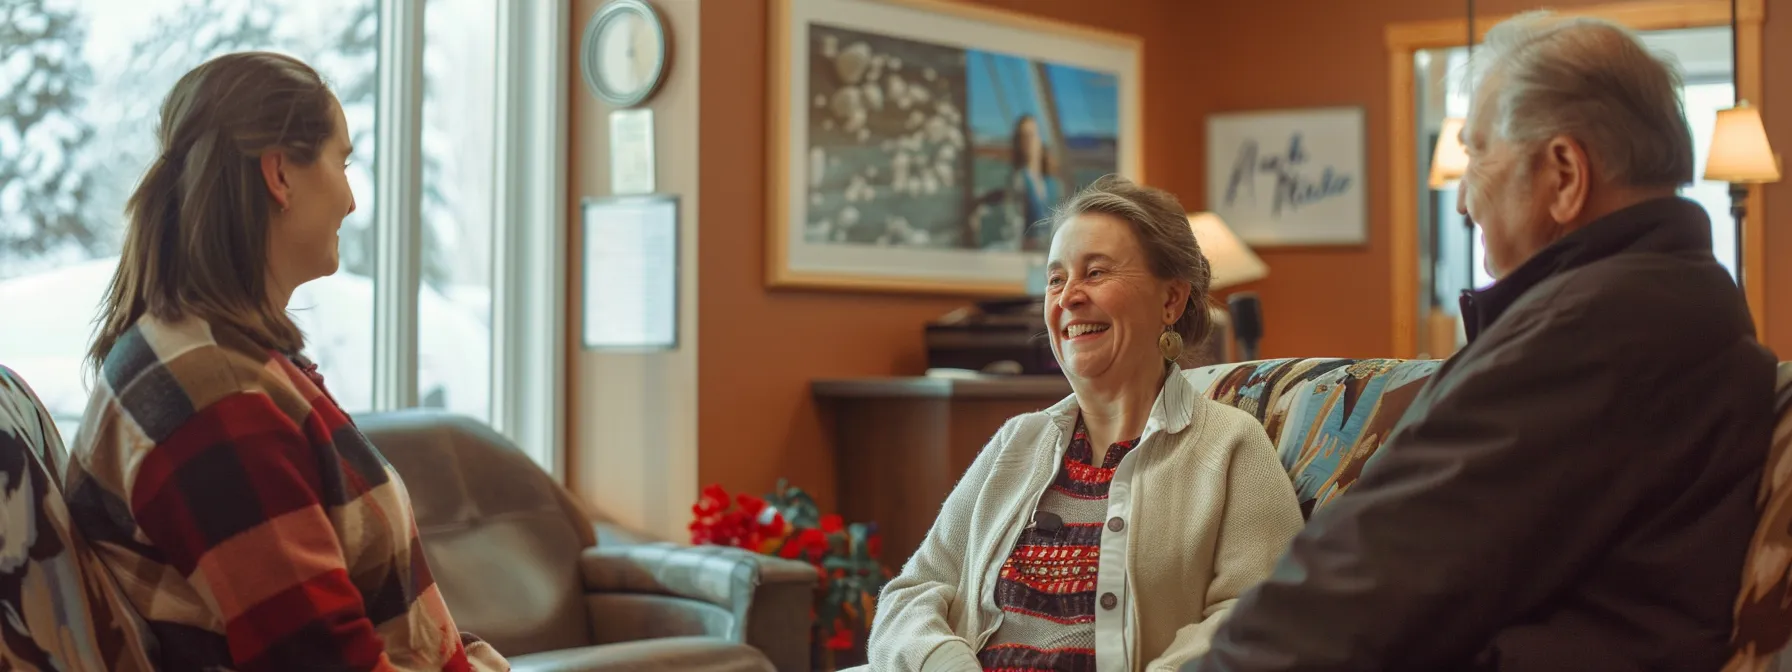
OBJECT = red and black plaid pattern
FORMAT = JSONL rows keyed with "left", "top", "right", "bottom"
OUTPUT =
{"left": 63, "top": 316, "right": 494, "bottom": 672}
{"left": 978, "top": 416, "right": 1137, "bottom": 672}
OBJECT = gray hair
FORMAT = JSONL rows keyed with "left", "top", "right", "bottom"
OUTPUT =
{"left": 1050, "top": 175, "right": 1213, "bottom": 348}
{"left": 1470, "top": 11, "right": 1694, "bottom": 188}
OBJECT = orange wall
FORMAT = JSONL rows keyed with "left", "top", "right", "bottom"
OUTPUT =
{"left": 696, "top": 0, "right": 1178, "bottom": 513}
{"left": 689, "top": 0, "right": 1792, "bottom": 512}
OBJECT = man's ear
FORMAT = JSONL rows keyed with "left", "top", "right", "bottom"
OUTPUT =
{"left": 260, "top": 151, "right": 290, "bottom": 212}
{"left": 1543, "top": 135, "right": 1592, "bottom": 225}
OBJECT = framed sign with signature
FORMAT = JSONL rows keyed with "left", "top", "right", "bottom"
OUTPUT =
{"left": 1205, "top": 106, "right": 1366, "bottom": 246}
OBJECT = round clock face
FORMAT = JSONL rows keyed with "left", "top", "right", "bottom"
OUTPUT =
{"left": 584, "top": 0, "right": 666, "bottom": 107}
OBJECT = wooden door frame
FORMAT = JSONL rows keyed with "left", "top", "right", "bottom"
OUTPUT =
{"left": 1386, "top": 0, "right": 1768, "bottom": 358}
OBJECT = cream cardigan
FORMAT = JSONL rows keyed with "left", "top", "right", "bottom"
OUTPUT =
{"left": 863, "top": 366, "right": 1304, "bottom": 672}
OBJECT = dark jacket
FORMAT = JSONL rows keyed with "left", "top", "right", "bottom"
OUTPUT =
{"left": 1186, "top": 197, "right": 1777, "bottom": 671}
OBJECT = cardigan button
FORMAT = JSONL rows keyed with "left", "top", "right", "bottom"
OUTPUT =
{"left": 1100, "top": 592, "right": 1118, "bottom": 610}
{"left": 1107, "top": 517, "right": 1124, "bottom": 532}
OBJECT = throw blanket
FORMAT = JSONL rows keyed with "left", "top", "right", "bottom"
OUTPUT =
{"left": 64, "top": 315, "right": 505, "bottom": 671}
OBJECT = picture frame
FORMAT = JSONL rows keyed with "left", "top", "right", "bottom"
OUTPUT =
{"left": 767, "top": 0, "right": 1143, "bottom": 295}
{"left": 1205, "top": 106, "right": 1368, "bottom": 246}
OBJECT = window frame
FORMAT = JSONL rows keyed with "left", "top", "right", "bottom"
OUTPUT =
{"left": 372, "top": 0, "right": 569, "bottom": 477}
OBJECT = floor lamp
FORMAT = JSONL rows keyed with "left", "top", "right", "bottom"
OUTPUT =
{"left": 1705, "top": 0, "right": 1780, "bottom": 282}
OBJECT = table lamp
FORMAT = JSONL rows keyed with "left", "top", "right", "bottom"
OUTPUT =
{"left": 1188, "top": 212, "right": 1268, "bottom": 362}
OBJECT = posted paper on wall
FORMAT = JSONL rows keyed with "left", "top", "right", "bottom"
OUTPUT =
{"left": 581, "top": 196, "right": 678, "bottom": 350}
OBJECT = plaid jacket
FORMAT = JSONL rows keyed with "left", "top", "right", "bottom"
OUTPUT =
{"left": 64, "top": 315, "right": 506, "bottom": 671}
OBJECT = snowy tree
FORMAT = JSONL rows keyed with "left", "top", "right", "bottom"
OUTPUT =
{"left": 71, "top": 0, "right": 282, "bottom": 261}
{"left": 311, "top": 1, "right": 458, "bottom": 292}
{"left": 0, "top": 0, "right": 458, "bottom": 288}
{"left": 0, "top": 0, "right": 100, "bottom": 275}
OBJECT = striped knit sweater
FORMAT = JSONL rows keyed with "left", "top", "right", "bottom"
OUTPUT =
{"left": 979, "top": 415, "right": 1138, "bottom": 672}
{"left": 63, "top": 315, "right": 506, "bottom": 671}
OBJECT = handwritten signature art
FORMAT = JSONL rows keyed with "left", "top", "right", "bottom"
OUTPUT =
{"left": 1223, "top": 133, "right": 1353, "bottom": 216}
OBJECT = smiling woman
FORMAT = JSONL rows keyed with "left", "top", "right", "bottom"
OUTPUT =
{"left": 1044, "top": 175, "right": 1210, "bottom": 406}
{"left": 862, "top": 175, "right": 1305, "bottom": 672}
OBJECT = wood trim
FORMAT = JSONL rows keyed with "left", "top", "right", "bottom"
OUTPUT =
{"left": 1390, "top": 49, "right": 1419, "bottom": 358}
{"left": 764, "top": 0, "right": 1146, "bottom": 295}
{"left": 1385, "top": 0, "right": 1767, "bottom": 358}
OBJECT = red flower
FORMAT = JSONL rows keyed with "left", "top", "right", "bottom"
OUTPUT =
{"left": 820, "top": 514, "right": 844, "bottom": 534}
{"left": 757, "top": 508, "right": 789, "bottom": 539}
{"left": 694, "top": 484, "right": 729, "bottom": 516}
{"left": 824, "top": 622, "right": 854, "bottom": 650}
{"left": 736, "top": 494, "right": 767, "bottom": 517}
{"left": 796, "top": 528, "right": 828, "bottom": 561}
{"left": 867, "top": 533, "right": 882, "bottom": 558}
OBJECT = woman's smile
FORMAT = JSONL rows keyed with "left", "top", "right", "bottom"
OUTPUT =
{"left": 1063, "top": 321, "right": 1112, "bottom": 342}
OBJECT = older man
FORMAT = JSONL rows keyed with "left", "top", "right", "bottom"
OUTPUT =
{"left": 1185, "top": 12, "right": 1776, "bottom": 671}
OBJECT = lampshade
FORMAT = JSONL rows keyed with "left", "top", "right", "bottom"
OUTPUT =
{"left": 1704, "top": 102, "right": 1782, "bottom": 184}
{"left": 1429, "top": 117, "right": 1469, "bottom": 188}
{"left": 1188, "top": 212, "right": 1268, "bottom": 290}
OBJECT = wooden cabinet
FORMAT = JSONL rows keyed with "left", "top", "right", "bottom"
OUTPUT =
{"left": 812, "top": 376, "right": 1071, "bottom": 568}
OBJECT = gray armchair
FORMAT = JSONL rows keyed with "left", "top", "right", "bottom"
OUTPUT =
{"left": 357, "top": 409, "right": 818, "bottom": 672}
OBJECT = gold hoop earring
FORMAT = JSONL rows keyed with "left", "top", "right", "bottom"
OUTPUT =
{"left": 1158, "top": 326, "right": 1184, "bottom": 362}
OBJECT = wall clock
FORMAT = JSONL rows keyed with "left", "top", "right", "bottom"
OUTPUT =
{"left": 580, "top": 0, "right": 669, "bottom": 108}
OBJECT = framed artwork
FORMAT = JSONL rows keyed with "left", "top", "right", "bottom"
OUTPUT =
{"left": 768, "top": 0, "right": 1143, "bottom": 294}
{"left": 1205, "top": 107, "right": 1368, "bottom": 246}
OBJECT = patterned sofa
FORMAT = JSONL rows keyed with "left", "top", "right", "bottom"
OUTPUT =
{"left": 1184, "top": 358, "right": 1792, "bottom": 670}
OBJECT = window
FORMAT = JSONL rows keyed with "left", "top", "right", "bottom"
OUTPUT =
{"left": 1682, "top": 80, "right": 1739, "bottom": 276}
{"left": 0, "top": 0, "right": 567, "bottom": 472}
{"left": 420, "top": 0, "right": 498, "bottom": 421}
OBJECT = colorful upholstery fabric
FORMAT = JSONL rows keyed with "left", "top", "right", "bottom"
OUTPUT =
{"left": 0, "top": 365, "right": 156, "bottom": 671}
{"left": 1186, "top": 359, "right": 1441, "bottom": 517}
{"left": 1726, "top": 362, "right": 1792, "bottom": 672}
{"left": 63, "top": 316, "right": 500, "bottom": 671}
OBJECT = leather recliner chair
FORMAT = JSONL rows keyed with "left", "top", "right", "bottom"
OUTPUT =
{"left": 356, "top": 409, "right": 818, "bottom": 672}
